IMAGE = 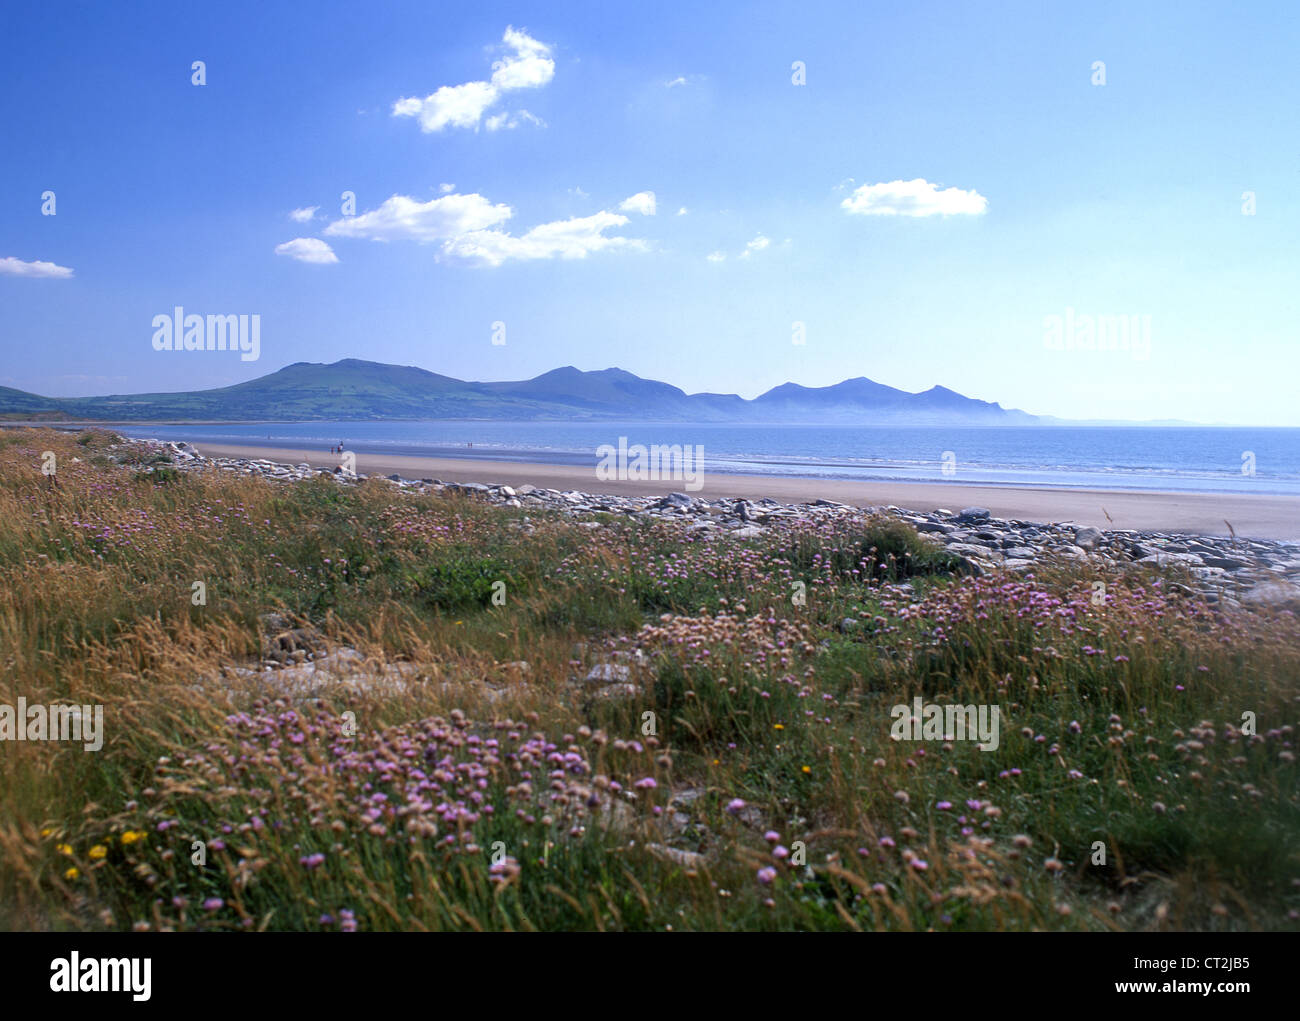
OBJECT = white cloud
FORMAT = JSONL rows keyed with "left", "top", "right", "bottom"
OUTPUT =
{"left": 0, "top": 256, "right": 73, "bottom": 278}
{"left": 738, "top": 234, "right": 770, "bottom": 259}
{"left": 323, "top": 191, "right": 647, "bottom": 267}
{"left": 439, "top": 183, "right": 456, "bottom": 194}
{"left": 442, "top": 211, "right": 643, "bottom": 266}
{"left": 619, "top": 191, "right": 656, "bottom": 216}
{"left": 289, "top": 206, "right": 319, "bottom": 223}
{"left": 676, "top": 206, "right": 688, "bottom": 216}
{"left": 393, "top": 26, "right": 554, "bottom": 133}
{"left": 393, "top": 80, "right": 497, "bottom": 131}
{"left": 569, "top": 186, "right": 590, "bottom": 198}
{"left": 841, "top": 178, "right": 987, "bottom": 217}
{"left": 665, "top": 76, "right": 688, "bottom": 88}
{"left": 485, "top": 109, "right": 545, "bottom": 132}
{"left": 491, "top": 26, "right": 555, "bottom": 90}
{"left": 324, "top": 192, "right": 513, "bottom": 243}
{"left": 706, "top": 251, "right": 726, "bottom": 262}
{"left": 275, "top": 238, "right": 339, "bottom": 264}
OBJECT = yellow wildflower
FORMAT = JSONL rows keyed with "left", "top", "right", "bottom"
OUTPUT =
{"left": 56, "top": 843, "right": 72, "bottom": 856}
{"left": 89, "top": 844, "right": 108, "bottom": 860}
{"left": 120, "top": 830, "right": 146, "bottom": 845}
{"left": 64, "top": 867, "right": 79, "bottom": 880}
{"left": 801, "top": 765, "right": 811, "bottom": 774}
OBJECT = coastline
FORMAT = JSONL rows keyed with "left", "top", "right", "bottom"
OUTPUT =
{"left": 189, "top": 441, "right": 1300, "bottom": 540}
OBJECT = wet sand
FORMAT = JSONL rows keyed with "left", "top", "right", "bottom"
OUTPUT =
{"left": 188, "top": 442, "right": 1300, "bottom": 540}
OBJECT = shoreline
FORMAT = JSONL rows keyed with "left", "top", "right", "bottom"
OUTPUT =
{"left": 187, "top": 441, "right": 1300, "bottom": 540}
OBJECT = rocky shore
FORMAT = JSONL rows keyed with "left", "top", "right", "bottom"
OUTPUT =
{"left": 137, "top": 438, "right": 1300, "bottom": 611}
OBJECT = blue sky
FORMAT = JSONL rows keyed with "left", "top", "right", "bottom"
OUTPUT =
{"left": 2, "top": 0, "right": 1297, "bottom": 425}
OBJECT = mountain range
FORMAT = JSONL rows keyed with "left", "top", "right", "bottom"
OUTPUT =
{"left": 0, "top": 359, "right": 1042, "bottom": 425}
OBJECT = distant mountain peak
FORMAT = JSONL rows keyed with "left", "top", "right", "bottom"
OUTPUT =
{"left": 0, "top": 359, "right": 1041, "bottom": 425}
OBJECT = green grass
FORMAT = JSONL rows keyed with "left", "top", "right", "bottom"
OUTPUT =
{"left": 1, "top": 426, "right": 1297, "bottom": 932}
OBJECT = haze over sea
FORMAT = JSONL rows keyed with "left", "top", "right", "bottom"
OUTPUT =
{"left": 119, "top": 422, "right": 1300, "bottom": 497}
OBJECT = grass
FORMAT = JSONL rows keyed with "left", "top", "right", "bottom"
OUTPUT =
{"left": 0, "top": 426, "right": 1297, "bottom": 931}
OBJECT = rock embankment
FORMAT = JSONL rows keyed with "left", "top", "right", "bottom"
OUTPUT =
{"left": 137, "top": 439, "right": 1300, "bottom": 610}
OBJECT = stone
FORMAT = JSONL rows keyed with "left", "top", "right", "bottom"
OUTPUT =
{"left": 956, "top": 506, "right": 991, "bottom": 523}
{"left": 217, "top": 646, "right": 419, "bottom": 699}
{"left": 1073, "top": 526, "right": 1104, "bottom": 549}
{"left": 1139, "top": 552, "right": 1204, "bottom": 568}
{"left": 258, "top": 611, "right": 292, "bottom": 632}
{"left": 1201, "top": 555, "right": 1251, "bottom": 570}
{"left": 585, "top": 662, "right": 632, "bottom": 685}
{"left": 266, "top": 626, "right": 328, "bottom": 660}
{"left": 946, "top": 543, "right": 1001, "bottom": 560}
{"left": 646, "top": 844, "right": 706, "bottom": 869}
{"left": 1240, "top": 580, "right": 1300, "bottom": 607}
{"left": 586, "top": 682, "right": 639, "bottom": 703}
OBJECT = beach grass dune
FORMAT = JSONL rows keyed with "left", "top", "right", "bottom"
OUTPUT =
{"left": 0, "top": 427, "right": 1297, "bottom": 932}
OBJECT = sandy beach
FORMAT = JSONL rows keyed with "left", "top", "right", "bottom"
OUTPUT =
{"left": 189, "top": 442, "right": 1300, "bottom": 540}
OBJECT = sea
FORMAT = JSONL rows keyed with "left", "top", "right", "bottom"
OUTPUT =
{"left": 114, "top": 421, "right": 1300, "bottom": 497}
